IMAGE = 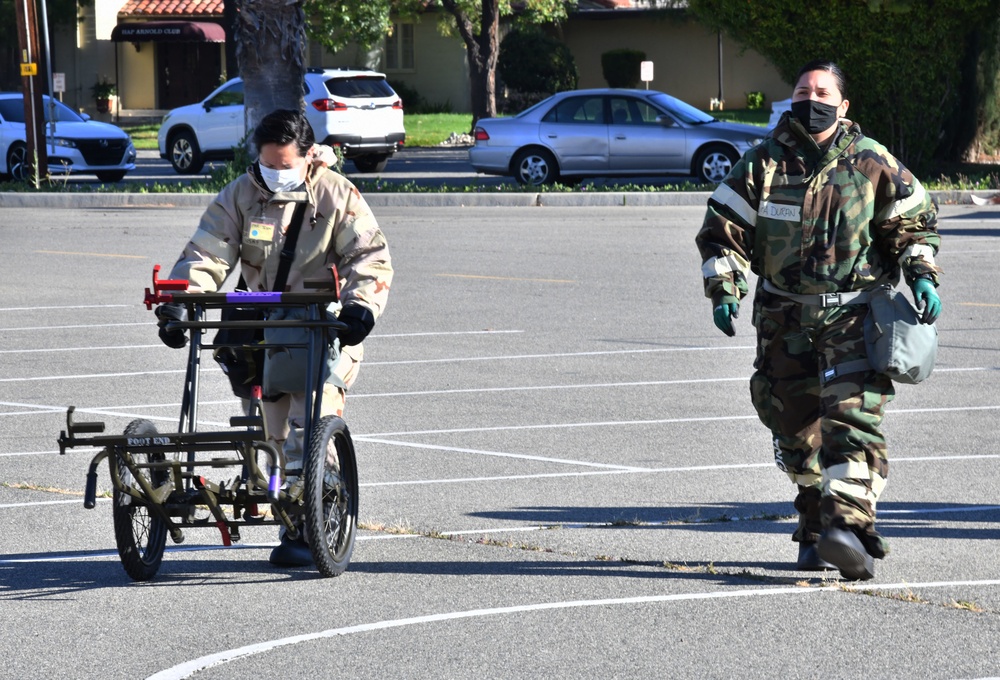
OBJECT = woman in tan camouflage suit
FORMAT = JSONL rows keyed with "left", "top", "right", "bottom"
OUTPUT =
{"left": 696, "top": 60, "right": 941, "bottom": 580}
{"left": 156, "top": 109, "right": 393, "bottom": 567}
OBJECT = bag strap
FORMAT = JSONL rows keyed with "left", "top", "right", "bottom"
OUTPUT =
{"left": 821, "top": 359, "right": 870, "bottom": 384}
{"left": 272, "top": 200, "right": 310, "bottom": 293}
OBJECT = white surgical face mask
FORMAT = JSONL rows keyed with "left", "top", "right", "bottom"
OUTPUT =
{"left": 258, "top": 163, "right": 304, "bottom": 193}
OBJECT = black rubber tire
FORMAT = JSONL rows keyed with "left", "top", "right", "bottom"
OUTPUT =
{"left": 352, "top": 155, "right": 389, "bottom": 173}
{"left": 693, "top": 144, "right": 738, "bottom": 184}
{"left": 7, "top": 142, "right": 29, "bottom": 182}
{"left": 303, "top": 416, "right": 358, "bottom": 577}
{"left": 168, "top": 129, "right": 204, "bottom": 174}
{"left": 96, "top": 171, "right": 126, "bottom": 182}
{"left": 112, "top": 419, "right": 168, "bottom": 581}
{"left": 512, "top": 147, "right": 559, "bottom": 186}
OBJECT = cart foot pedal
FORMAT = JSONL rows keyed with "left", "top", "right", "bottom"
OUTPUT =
{"left": 215, "top": 521, "right": 232, "bottom": 546}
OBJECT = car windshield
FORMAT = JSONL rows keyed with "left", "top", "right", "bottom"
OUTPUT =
{"left": 0, "top": 96, "right": 84, "bottom": 124}
{"left": 648, "top": 93, "right": 716, "bottom": 125}
{"left": 324, "top": 77, "right": 395, "bottom": 99}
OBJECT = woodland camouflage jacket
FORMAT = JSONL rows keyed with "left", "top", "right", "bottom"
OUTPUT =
{"left": 696, "top": 114, "right": 941, "bottom": 308}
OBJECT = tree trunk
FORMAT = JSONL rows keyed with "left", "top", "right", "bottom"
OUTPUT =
{"left": 441, "top": 0, "right": 500, "bottom": 129}
{"left": 235, "top": 0, "right": 307, "bottom": 154}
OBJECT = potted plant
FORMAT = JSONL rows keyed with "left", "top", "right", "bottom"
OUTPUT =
{"left": 91, "top": 77, "right": 116, "bottom": 113}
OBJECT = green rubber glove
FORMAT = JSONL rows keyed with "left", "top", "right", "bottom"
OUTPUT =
{"left": 713, "top": 296, "right": 739, "bottom": 337}
{"left": 912, "top": 278, "right": 941, "bottom": 324}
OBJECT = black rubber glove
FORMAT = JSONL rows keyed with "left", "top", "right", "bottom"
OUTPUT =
{"left": 337, "top": 304, "right": 375, "bottom": 347}
{"left": 155, "top": 303, "right": 188, "bottom": 349}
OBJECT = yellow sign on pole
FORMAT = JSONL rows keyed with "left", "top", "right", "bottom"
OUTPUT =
{"left": 20, "top": 62, "right": 37, "bottom": 76}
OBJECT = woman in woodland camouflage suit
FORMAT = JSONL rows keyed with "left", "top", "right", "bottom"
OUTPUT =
{"left": 696, "top": 60, "right": 941, "bottom": 581}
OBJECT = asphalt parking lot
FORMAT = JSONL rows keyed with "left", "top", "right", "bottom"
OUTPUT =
{"left": 1, "top": 203, "right": 998, "bottom": 679}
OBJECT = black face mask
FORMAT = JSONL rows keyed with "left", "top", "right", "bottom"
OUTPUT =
{"left": 790, "top": 99, "right": 840, "bottom": 134}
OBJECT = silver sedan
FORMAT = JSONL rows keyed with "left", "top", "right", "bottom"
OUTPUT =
{"left": 469, "top": 88, "right": 766, "bottom": 185}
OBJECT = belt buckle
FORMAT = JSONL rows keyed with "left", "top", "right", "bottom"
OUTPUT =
{"left": 820, "top": 293, "right": 841, "bottom": 308}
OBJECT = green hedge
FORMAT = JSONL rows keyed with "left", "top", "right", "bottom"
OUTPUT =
{"left": 687, "top": 0, "right": 1000, "bottom": 172}
{"left": 601, "top": 49, "right": 647, "bottom": 89}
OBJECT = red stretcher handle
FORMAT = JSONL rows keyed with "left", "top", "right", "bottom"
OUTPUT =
{"left": 143, "top": 264, "right": 190, "bottom": 309}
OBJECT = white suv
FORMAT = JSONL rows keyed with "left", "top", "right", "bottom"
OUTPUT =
{"left": 158, "top": 68, "right": 405, "bottom": 175}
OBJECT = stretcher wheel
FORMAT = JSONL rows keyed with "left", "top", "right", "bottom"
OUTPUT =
{"left": 304, "top": 416, "right": 358, "bottom": 577}
{"left": 112, "top": 419, "right": 168, "bottom": 581}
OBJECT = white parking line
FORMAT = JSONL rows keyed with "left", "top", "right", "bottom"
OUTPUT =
{"left": 145, "top": 579, "right": 1000, "bottom": 680}
{"left": 0, "top": 322, "right": 149, "bottom": 332}
{"left": 363, "top": 404, "right": 1000, "bottom": 438}
{"left": 358, "top": 437, "right": 650, "bottom": 471}
{"left": 0, "top": 344, "right": 163, "bottom": 354}
{"left": 0, "top": 305, "right": 131, "bottom": 312}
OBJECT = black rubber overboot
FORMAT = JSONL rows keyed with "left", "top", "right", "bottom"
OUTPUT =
{"left": 819, "top": 494, "right": 888, "bottom": 560}
{"left": 792, "top": 485, "right": 823, "bottom": 544}
{"left": 854, "top": 523, "right": 890, "bottom": 559}
{"left": 268, "top": 532, "right": 313, "bottom": 567}
{"left": 792, "top": 486, "right": 835, "bottom": 570}
{"left": 817, "top": 526, "right": 875, "bottom": 581}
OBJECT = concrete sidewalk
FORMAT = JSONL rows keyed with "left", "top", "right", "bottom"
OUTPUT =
{"left": 0, "top": 188, "right": 994, "bottom": 209}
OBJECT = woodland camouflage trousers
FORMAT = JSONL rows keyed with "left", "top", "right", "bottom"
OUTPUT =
{"left": 749, "top": 294, "right": 895, "bottom": 544}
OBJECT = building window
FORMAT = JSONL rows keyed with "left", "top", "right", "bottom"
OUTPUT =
{"left": 384, "top": 23, "right": 414, "bottom": 71}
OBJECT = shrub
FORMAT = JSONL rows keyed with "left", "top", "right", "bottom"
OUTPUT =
{"left": 746, "top": 91, "right": 765, "bottom": 110}
{"left": 498, "top": 28, "right": 578, "bottom": 96}
{"left": 601, "top": 49, "right": 646, "bottom": 89}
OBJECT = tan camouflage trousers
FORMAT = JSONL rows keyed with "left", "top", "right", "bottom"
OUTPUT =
{"left": 242, "top": 350, "right": 359, "bottom": 474}
{"left": 750, "top": 296, "right": 894, "bottom": 543}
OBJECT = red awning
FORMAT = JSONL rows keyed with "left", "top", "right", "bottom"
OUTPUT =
{"left": 111, "top": 20, "right": 225, "bottom": 43}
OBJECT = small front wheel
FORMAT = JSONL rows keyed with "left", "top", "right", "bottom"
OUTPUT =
{"left": 112, "top": 419, "right": 168, "bottom": 581}
{"left": 304, "top": 416, "right": 359, "bottom": 577}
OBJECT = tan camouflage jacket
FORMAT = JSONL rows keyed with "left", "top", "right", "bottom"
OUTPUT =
{"left": 168, "top": 161, "right": 393, "bottom": 361}
{"left": 696, "top": 114, "right": 940, "bottom": 310}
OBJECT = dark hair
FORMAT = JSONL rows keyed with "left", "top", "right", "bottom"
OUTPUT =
{"left": 795, "top": 60, "right": 847, "bottom": 99}
{"left": 252, "top": 109, "right": 315, "bottom": 156}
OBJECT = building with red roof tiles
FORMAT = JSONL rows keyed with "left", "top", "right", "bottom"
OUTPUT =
{"left": 49, "top": 0, "right": 785, "bottom": 123}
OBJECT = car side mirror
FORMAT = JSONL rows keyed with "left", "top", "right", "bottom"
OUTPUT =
{"left": 203, "top": 102, "right": 212, "bottom": 112}
{"left": 80, "top": 113, "right": 91, "bottom": 122}
{"left": 655, "top": 115, "right": 674, "bottom": 127}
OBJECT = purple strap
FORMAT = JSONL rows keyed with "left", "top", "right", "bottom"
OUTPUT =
{"left": 226, "top": 292, "right": 281, "bottom": 303}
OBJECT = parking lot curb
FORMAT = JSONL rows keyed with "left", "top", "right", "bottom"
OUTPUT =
{"left": 0, "top": 189, "right": 994, "bottom": 209}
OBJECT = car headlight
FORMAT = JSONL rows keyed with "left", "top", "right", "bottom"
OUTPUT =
{"left": 47, "top": 137, "right": 76, "bottom": 148}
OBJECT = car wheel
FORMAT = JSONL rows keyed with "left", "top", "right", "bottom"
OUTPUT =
{"left": 7, "top": 143, "right": 30, "bottom": 182}
{"left": 96, "top": 171, "right": 127, "bottom": 182}
{"left": 512, "top": 148, "right": 559, "bottom": 186}
{"left": 694, "top": 145, "right": 738, "bottom": 184}
{"left": 168, "top": 130, "right": 204, "bottom": 174}
{"left": 352, "top": 155, "right": 389, "bottom": 173}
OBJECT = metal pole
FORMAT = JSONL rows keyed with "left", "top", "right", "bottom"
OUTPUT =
{"left": 38, "top": 0, "right": 55, "bottom": 152}
{"left": 717, "top": 31, "right": 724, "bottom": 107}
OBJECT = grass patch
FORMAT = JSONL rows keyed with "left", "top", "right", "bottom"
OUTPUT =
{"left": 707, "top": 108, "right": 771, "bottom": 127}
{"left": 403, "top": 113, "right": 473, "bottom": 147}
{"left": 120, "top": 122, "right": 160, "bottom": 150}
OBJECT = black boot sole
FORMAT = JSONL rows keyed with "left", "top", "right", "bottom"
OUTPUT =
{"left": 796, "top": 542, "right": 837, "bottom": 571}
{"left": 817, "top": 527, "right": 875, "bottom": 581}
